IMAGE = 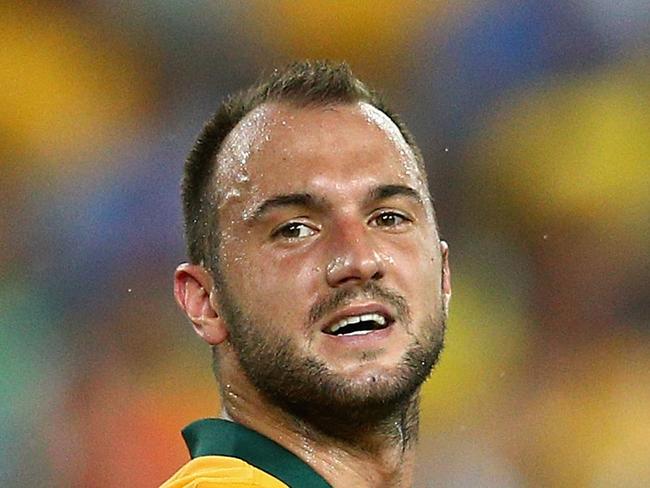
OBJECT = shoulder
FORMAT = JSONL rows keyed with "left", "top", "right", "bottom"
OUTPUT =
{"left": 160, "top": 456, "right": 289, "bottom": 488}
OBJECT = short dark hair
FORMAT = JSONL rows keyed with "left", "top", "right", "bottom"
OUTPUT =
{"left": 182, "top": 60, "right": 428, "bottom": 275}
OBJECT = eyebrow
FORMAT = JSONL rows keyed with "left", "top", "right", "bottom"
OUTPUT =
{"left": 247, "top": 193, "right": 324, "bottom": 221}
{"left": 247, "top": 184, "right": 424, "bottom": 222}
{"left": 362, "top": 184, "right": 423, "bottom": 207}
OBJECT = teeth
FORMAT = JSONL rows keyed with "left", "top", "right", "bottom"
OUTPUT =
{"left": 344, "top": 329, "right": 373, "bottom": 336}
{"left": 328, "top": 313, "right": 387, "bottom": 334}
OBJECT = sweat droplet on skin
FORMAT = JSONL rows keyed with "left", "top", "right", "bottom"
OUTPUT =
{"left": 299, "top": 436, "right": 317, "bottom": 465}
{"left": 223, "top": 383, "right": 240, "bottom": 400}
{"left": 396, "top": 420, "right": 405, "bottom": 447}
{"left": 319, "top": 452, "right": 348, "bottom": 479}
{"left": 239, "top": 189, "right": 265, "bottom": 221}
{"left": 326, "top": 256, "right": 348, "bottom": 275}
{"left": 377, "top": 251, "right": 396, "bottom": 266}
{"left": 222, "top": 188, "right": 241, "bottom": 201}
{"left": 214, "top": 105, "right": 275, "bottom": 211}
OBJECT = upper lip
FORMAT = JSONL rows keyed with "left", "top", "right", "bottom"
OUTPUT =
{"left": 320, "top": 302, "right": 395, "bottom": 334}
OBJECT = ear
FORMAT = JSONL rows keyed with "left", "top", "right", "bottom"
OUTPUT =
{"left": 440, "top": 241, "right": 452, "bottom": 313}
{"left": 173, "top": 263, "right": 228, "bottom": 345}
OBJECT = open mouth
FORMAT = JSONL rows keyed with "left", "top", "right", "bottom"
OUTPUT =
{"left": 323, "top": 312, "right": 392, "bottom": 337}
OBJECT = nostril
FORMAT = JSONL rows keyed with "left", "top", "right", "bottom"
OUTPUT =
{"left": 371, "top": 270, "right": 383, "bottom": 281}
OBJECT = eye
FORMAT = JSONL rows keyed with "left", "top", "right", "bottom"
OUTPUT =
{"left": 272, "top": 222, "right": 317, "bottom": 240}
{"left": 370, "top": 211, "right": 411, "bottom": 228}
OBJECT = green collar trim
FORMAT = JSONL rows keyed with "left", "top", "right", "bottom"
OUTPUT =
{"left": 182, "top": 418, "right": 332, "bottom": 488}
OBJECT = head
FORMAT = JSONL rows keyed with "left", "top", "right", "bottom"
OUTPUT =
{"left": 174, "top": 60, "right": 451, "bottom": 428}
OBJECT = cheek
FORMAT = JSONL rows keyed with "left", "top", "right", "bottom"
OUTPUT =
{"left": 223, "top": 241, "right": 320, "bottom": 318}
{"left": 217, "top": 233, "right": 249, "bottom": 281}
{"left": 216, "top": 227, "right": 257, "bottom": 290}
{"left": 387, "top": 236, "right": 442, "bottom": 294}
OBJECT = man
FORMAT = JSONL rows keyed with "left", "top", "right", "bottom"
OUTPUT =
{"left": 163, "top": 60, "right": 451, "bottom": 488}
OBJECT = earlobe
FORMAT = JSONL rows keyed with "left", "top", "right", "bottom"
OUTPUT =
{"left": 173, "top": 263, "right": 229, "bottom": 345}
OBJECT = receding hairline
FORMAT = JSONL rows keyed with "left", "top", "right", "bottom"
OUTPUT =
{"left": 210, "top": 99, "right": 426, "bottom": 192}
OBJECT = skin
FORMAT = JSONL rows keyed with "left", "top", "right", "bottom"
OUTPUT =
{"left": 174, "top": 101, "right": 451, "bottom": 488}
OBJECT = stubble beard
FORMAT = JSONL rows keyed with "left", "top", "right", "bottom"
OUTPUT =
{"left": 220, "top": 282, "right": 446, "bottom": 443}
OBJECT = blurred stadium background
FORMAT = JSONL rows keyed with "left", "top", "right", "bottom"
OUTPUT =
{"left": 1, "top": 1, "right": 648, "bottom": 486}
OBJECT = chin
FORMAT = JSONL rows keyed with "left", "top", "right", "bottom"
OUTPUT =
{"left": 337, "top": 366, "right": 424, "bottom": 402}
{"left": 334, "top": 360, "right": 405, "bottom": 384}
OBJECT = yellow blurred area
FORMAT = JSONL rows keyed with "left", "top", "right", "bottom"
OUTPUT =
{"left": 246, "top": 0, "right": 454, "bottom": 82}
{"left": 513, "top": 335, "right": 650, "bottom": 486}
{"left": 420, "top": 268, "right": 529, "bottom": 426}
{"left": 0, "top": 3, "right": 153, "bottom": 168}
{"left": 475, "top": 60, "right": 650, "bottom": 237}
{"left": 421, "top": 278, "right": 650, "bottom": 485}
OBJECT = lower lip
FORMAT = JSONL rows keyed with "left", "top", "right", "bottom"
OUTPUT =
{"left": 321, "top": 324, "right": 394, "bottom": 347}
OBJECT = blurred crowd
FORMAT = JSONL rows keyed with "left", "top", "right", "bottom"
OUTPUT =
{"left": 1, "top": 1, "right": 648, "bottom": 486}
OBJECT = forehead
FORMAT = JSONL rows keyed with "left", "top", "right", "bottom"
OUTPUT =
{"left": 214, "top": 101, "right": 426, "bottom": 207}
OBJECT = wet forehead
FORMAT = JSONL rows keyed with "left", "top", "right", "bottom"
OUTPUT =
{"left": 214, "top": 101, "right": 425, "bottom": 196}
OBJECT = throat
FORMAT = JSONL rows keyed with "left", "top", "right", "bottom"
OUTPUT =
{"left": 292, "top": 409, "right": 419, "bottom": 488}
{"left": 290, "top": 391, "right": 421, "bottom": 457}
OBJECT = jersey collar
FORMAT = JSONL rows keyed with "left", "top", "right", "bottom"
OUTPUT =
{"left": 183, "top": 418, "right": 332, "bottom": 488}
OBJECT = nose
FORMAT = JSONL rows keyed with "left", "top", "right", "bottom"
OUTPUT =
{"left": 325, "top": 224, "right": 385, "bottom": 288}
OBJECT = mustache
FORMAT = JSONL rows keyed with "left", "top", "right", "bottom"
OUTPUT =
{"left": 308, "top": 282, "right": 411, "bottom": 326}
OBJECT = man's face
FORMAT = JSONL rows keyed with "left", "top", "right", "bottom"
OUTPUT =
{"left": 212, "top": 101, "right": 449, "bottom": 419}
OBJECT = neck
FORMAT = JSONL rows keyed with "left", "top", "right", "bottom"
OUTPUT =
{"left": 218, "top": 360, "right": 420, "bottom": 488}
